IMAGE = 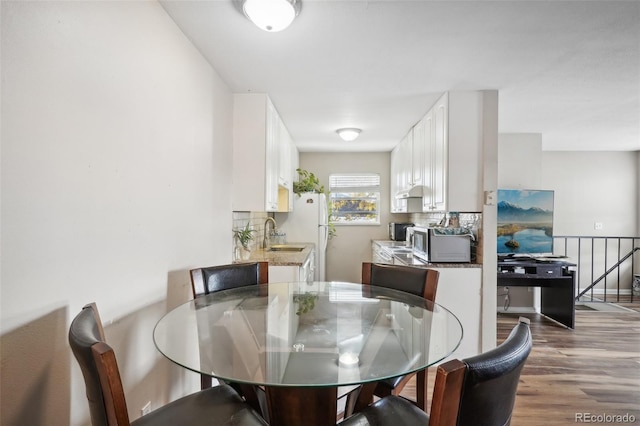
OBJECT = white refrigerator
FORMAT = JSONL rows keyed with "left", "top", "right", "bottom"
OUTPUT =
{"left": 276, "top": 193, "right": 328, "bottom": 281}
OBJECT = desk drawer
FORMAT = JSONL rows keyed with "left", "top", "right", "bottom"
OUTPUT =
{"left": 536, "top": 265, "right": 562, "bottom": 277}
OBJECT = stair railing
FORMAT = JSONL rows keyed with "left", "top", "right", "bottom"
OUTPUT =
{"left": 553, "top": 236, "right": 640, "bottom": 303}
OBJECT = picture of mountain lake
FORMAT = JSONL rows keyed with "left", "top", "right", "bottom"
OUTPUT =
{"left": 497, "top": 189, "right": 554, "bottom": 254}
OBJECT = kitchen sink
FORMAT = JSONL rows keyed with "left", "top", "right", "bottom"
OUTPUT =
{"left": 268, "top": 245, "right": 306, "bottom": 252}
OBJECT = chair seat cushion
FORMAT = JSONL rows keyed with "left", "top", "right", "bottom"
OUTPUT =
{"left": 339, "top": 395, "right": 428, "bottom": 425}
{"left": 132, "top": 384, "right": 267, "bottom": 426}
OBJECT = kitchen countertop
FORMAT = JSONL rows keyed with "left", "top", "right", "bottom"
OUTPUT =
{"left": 238, "top": 242, "right": 315, "bottom": 266}
{"left": 373, "top": 240, "right": 481, "bottom": 268}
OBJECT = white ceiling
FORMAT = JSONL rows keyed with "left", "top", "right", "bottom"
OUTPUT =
{"left": 160, "top": 0, "right": 639, "bottom": 153}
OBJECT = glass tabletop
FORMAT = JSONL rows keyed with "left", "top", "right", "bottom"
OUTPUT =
{"left": 153, "top": 281, "right": 462, "bottom": 388}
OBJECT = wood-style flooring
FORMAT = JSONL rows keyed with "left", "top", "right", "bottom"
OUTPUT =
{"left": 399, "top": 298, "right": 640, "bottom": 425}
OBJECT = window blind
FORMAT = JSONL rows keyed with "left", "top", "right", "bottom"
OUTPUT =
{"left": 329, "top": 174, "right": 380, "bottom": 191}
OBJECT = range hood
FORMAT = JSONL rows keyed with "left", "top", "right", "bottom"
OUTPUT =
{"left": 395, "top": 185, "right": 427, "bottom": 199}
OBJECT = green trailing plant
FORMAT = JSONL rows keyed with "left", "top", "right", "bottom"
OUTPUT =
{"left": 293, "top": 293, "right": 318, "bottom": 315}
{"left": 233, "top": 222, "right": 255, "bottom": 249}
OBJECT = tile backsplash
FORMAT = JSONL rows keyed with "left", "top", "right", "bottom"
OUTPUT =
{"left": 232, "top": 211, "right": 270, "bottom": 252}
{"left": 408, "top": 212, "right": 481, "bottom": 230}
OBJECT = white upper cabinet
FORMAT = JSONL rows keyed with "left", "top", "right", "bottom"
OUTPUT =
{"left": 423, "top": 94, "right": 448, "bottom": 212}
{"left": 233, "top": 94, "right": 297, "bottom": 212}
{"left": 391, "top": 91, "right": 496, "bottom": 213}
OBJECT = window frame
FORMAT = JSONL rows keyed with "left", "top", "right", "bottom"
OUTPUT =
{"left": 329, "top": 173, "right": 381, "bottom": 226}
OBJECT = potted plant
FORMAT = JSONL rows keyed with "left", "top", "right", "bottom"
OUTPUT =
{"left": 233, "top": 223, "right": 255, "bottom": 260}
{"left": 293, "top": 168, "right": 325, "bottom": 195}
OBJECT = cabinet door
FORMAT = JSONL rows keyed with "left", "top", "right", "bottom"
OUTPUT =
{"left": 288, "top": 142, "right": 299, "bottom": 212}
{"left": 278, "top": 121, "right": 292, "bottom": 189}
{"left": 423, "top": 94, "right": 448, "bottom": 212}
{"left": 265, "top": 100, "right": 280, "bottom": 211}
{"left": 400, "top": 134, "right": 412, "bottom": 193}
{"left": 422, "top": 109, "right": 435, "bottom": 211}
{"left": 411, "top": 119, "right": 425, "bottom": 187}
{"left": 390, "top": 144, "right": 406, "bottom": 212}
{"left": 300, "top": 252, "right": 314, "bottom": 282}
{"left": 432, "top": 94, "right": 448, "bottom": 211}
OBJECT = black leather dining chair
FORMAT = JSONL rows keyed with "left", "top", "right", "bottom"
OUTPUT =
{"left": 69, "top": 303, "right": 267, "bottom": 426}
{"left": 189, "top": 261, "right": 268, "bottom": 389}
{"left": 189, "top": 261, "right": 269, "bottom": 297}
{"left": 339, "top": 317, "right": 533, "bottom": 426}
{"left": 189, "top": 262, "right": 270, "bottom": 418}
{"left": 345, "top": 262, "right": 440, "bottom": 415}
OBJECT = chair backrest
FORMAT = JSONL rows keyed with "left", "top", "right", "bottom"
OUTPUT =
{"left": 68, "top": 303, "right": 130, "bottom": 426}
{"left": 429, "top": 317, "right": 533, "bottom": 426}
{"left": 362, "top": 262, "right": 439, "bottom": 302}
{"left": 190, "top": 262, "right": 269, "bottom": 298}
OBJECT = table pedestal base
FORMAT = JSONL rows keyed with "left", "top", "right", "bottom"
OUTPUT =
{"left": 265, "top": 386, "right": 338, "bottom": 426}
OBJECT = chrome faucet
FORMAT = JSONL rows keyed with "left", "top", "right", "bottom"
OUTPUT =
{"left": 263, "top": 217, "right": 277, "bottom": 249}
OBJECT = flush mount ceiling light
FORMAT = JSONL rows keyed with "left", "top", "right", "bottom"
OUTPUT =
{"left": 336, "top": 128, "right": 362, "bottom": 142}
{"left": 238, "top": 0, "right": 301, "bottom": 32}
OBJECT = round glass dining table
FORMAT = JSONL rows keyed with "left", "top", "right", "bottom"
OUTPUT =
{"left": 153, "top": 281, "right": 463, "bottom": 425}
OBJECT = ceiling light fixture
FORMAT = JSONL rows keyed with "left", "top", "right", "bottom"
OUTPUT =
{"left": 241, "top": 0, "right": 301, "bottom": 32}
{"left": 336, "top": 128, "right": 362, "bottom": 142}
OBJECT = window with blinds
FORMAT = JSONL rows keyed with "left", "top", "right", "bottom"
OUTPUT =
{"left": 329, "top": 173, "right": 380, "bottom": 225}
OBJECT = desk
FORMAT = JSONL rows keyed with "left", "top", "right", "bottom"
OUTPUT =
{"left": 498, "top": 259, "right": 576, "bottom": 328}
{"left": 153, "top": 281, "right": 462, "bottom": 426}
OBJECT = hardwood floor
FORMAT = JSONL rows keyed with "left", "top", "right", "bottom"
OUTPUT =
{"left": 399, "top": 300, "right": 640, "bottom": 425}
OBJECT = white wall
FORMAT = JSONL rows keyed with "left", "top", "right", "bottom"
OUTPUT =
{"left": 1, "top": 2, "right": 233, "bottom": 424}
{"left": 542, "top": 151, "right": 637, "bottom": 237}
{"left": 498, "top": 134, "right": 543, "bottom": 189}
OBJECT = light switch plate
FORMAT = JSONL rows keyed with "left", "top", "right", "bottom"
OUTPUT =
{"left": 484, "top": 190, "right": 496, "bottom": 205}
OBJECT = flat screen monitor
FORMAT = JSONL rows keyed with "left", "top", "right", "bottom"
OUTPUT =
{"left": 497, "top": 189, "right": 554, "bottom": 256}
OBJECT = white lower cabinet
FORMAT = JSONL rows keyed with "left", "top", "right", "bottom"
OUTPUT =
{"left": 269, "top": 251, "right": 314, "bottom": 283}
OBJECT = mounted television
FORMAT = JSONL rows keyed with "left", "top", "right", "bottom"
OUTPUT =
{"left": 497, "top": 189, "right": 554, "bottom": 256}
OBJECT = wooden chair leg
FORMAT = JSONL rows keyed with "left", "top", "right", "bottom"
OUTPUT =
{"left": 416, "top": 368, "right": 428, "bottom": 411}
{"left": 200, "top": 374, "right": 212, "bottom": 390}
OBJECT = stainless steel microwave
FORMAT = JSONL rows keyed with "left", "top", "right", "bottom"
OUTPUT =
{"left": 412, "top": 227, "right": 471, "bottom": 263}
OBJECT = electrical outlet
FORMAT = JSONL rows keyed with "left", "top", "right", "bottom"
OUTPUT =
{"left": 141, "top": 401, "right": 151, "bottom": 416}
{"left": 594, "top": 222, "right": 603, "bottom": 230}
